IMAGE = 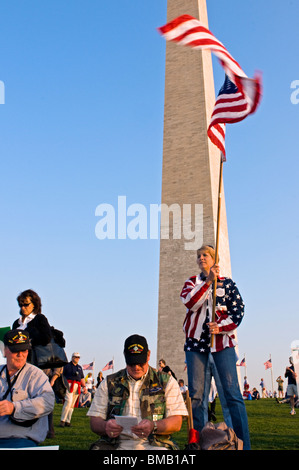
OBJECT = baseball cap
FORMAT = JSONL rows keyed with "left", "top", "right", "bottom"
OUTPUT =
{"left": 72, "top": 352, "right": 80, "bottom": 358}
{"left": 4, "top": 329, "right": 31, "bottom": 352}
{"left": 124, "top": 334, "right": 149, "bottom": 365}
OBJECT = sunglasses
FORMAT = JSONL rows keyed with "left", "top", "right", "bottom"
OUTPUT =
{"left": 19, "top": 302, "right": 32, "bottom": 307}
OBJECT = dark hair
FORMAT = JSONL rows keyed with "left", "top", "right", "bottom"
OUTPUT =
{"left": 17, "top": 289, "right": 42, "bottom": 315}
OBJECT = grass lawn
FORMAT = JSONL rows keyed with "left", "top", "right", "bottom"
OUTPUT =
{"left": 43, "top": 399, "right": 299, "bottom": 451}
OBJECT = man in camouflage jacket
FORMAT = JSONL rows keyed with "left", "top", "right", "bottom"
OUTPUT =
{"left": 87, "top": 334, "right": 188, "bottom": 450}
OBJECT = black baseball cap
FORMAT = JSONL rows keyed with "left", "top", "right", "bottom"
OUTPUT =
{"left": 4, "top": 329, "right": 32, "bottom": 352}
{"left": 124, "top": 334, "right": 149, "bottom": 365}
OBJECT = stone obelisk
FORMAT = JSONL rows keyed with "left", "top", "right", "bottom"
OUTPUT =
{"left": 157, "top": 0, "right": 231, "bottom": 380}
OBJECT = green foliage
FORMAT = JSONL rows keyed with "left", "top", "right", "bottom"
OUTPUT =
{"left": 43, "top": 399, "right": 299, "bottom": 450}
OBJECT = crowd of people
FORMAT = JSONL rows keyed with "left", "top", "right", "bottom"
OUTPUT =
{"left": 0, "top": 245, "right": 298, "bottom": 450}
{"left": 0, "top": 288, "right": 189, "bottom": 450}
{"left": 239, "top": 368, "right": 299, "bottom": 419}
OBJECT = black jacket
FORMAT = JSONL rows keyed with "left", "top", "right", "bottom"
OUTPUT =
{"left": 12, "top": 313, "right": 52, "bottom": 347}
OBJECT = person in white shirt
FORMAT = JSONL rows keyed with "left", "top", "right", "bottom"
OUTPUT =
{"left": 0, "top": 329, "right": 55, "bottom": 448}
{"left": 87, "top": 334, "right": 188, "bottom": 450}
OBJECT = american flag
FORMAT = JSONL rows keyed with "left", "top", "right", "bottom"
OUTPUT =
{"left": 237, "top": 357, "right": 246, "bottom": 367}
{"left": 264, "top": 358, "right": 272, "bottom": 370}
{"left": 158, "top": 15, "right": 262, "bottom": 157}
{"left": 208, "top": 75, "right": 255, "bottom": 159}
{"left": 82, "top": 361, "right": 94, "bottom": 371}
{"left": 102, "top": 359, "right": 114, "bottom": 371}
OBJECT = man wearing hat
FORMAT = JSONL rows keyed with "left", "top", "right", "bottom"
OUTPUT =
{"left": 0, "top": 329, "right": 55, "bottom": 448}
{"left": 60, "top": 351, "right": 87, "bottom": 427}
{"left": 87, "top": 334, "right": 188, "bottom": 450}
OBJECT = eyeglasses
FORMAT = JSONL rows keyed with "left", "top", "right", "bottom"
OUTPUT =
{"left": 19, "top": 302, "right": 32, "bottom": 307}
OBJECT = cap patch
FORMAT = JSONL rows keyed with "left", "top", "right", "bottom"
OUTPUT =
{"left": 9, "top": 332, "right": 28, "bottom": 344}
{"left": 128, "top": 343, "right": 144, "bottom": 354}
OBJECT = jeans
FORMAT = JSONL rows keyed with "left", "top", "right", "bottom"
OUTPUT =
{"left": 0, "top": 438, "right": 38, "bottom": 448}
{"left": 186, "top": 347, "right": 251, "bottom": 450}
{"left": 201, "top": 353, "right": 233, "bottom": 429}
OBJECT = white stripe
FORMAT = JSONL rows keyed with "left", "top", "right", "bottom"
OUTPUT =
{"left": 162, "top": 18, "right": 247, "bottom": 79}
{"left": 210, "top": 109, "right": 250, "bottom": 120}
{"left": 162, "top": 19, "right": 210, "bottom": 41}
{"left": 178, "top": 31, "right": 225, "bottom": 47}
{"left": 209, "top": 127, "right": 225, "bottom": 148}
{"left": 216, "top": 92, "right": 243, "bottom": 100}
{"left": 212, "top": 98, "right": 247, "bottom": 111}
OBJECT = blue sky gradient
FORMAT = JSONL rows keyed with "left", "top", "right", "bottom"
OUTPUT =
{"left": 1, "top": 0, "right": 298, "bottom": 393}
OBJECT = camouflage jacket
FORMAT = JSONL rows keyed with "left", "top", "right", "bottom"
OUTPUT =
{"left": 104, "top": 366, "right": 179, "bottom": 449}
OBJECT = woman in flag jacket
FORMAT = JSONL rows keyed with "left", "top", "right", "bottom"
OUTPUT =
{"left": 180, "top": 245, "right": 251, "bottom": 450}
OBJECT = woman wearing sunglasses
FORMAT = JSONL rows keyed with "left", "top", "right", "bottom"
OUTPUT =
{"left": 12, "top": 289, "right": 61, "bottom": 438}
{"left": 12, "top": 289, "right": 52, "bottom": 351}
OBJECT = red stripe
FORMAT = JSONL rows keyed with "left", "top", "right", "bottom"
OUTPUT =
{"left": 184, "top": 283, "right": 209, "bottom": 310}
{"left": 207, "top": 128, "right": 225, "bottom": 156}
{"left": 178, "top": 38, "right": 242, "bottom": 72}
{"left": 211, "top": 103, "right": 248, "bottom": 116}
{"left": 213, "top": 123, "right": 225, "bottom": 138}
{"left": 189, "top": 310, "right": 200, "bottom": 338}
{"left": 158, "top": 14, "right": 262, "bottom": 159}
{"left": 210, "top": 114, "right": 251, "bottom": 125}
{"left": 183, "top": 310, "right": 193, "bottom": 336}
{"left": 215, "top": 95, "right": 243, "bottom": 104}
{"left": 172, "top": 25, "right": 215, "bottom": 42}
{"left": 219, "top": 322, "right": 237, "bottom": 332}
{"left": 157, "top": 14, "right": 195, "bottom": 34}
{"left": 158, "top": 16, "right": 242, "bottom": 72}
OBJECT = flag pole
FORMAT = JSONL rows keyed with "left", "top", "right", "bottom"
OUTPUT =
{"left": 211, "top": 155, "right": 224, "bottom": 348}
{"left": 92, "top": 357, "right": 95, "bottom": 382}
{"left": 270, "top": 354, "right": 274, "bottom": 395}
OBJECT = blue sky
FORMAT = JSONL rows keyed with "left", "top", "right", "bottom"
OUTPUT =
{"left": 0, "top": 0, "right": 298, "bottom": 394}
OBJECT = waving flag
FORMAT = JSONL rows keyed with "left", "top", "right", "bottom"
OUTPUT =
{"left": 158, "top": 15, "right": 262, "bottom": 157}
{"left": 208, "top": 74, "right": 258, "bottom": 158}
{"left": 82, "top": 361, "right": 94, "bottom": 371}
{"left": 102, "top": 360, "right": 114, "bottom": 371}
{"left": 264, "top": 358, "right": 272, "bottom": 370}
{"left": 158, "top": 14, "right": 245, "bottom": 77}
{"left": 237, "top": 357, "right": 246, "bottom": 367}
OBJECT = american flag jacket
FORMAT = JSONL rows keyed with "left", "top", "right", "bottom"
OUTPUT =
{"left": 180, "top": 274, "right": 245, "bottom": 353}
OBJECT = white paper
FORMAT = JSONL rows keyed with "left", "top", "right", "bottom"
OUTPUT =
{"left": 114, "top": 415, "right": 139, "bottom": 433}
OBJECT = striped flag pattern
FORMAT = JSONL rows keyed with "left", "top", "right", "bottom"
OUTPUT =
{"left": 102, "top": 359, "right": 114, "bottom": 371}
{"left": 82, "top": 361, "right": 94, "bottom": 370}
{"left": 237, "top": 357, "right": 246, "bottom": 367}
{"left": 157, "top": 14, "right": 245, "bottom": 78}
{"left": 264, "top": 358, "right": 272, "bottom": 370}
{"left": 157, "top": 15, "right": 262, "bottom": 157}
{"left": 208, "top": 74, "right": 256, "bottom": 158}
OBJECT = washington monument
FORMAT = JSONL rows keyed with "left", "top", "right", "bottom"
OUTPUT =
{"left": 157, "top": 0, "right": 231, "bottom": 379}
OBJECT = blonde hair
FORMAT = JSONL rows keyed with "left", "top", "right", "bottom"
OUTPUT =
{"left": 197, "top": 245, "right": 215, "bottom": 260}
